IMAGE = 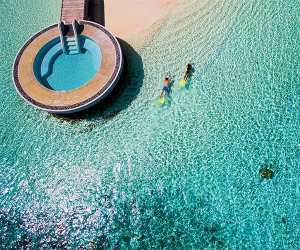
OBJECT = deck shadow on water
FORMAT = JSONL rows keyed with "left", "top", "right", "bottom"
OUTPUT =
{"left": 52, "top": 38, "right": 144, "bottom": 123}
{"left": 88, "top": 0, "right": 105, "bottom": 26}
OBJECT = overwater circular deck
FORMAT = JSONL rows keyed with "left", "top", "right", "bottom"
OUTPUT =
{"left": 13, "top": 21, "right": 123, "bottom": 114}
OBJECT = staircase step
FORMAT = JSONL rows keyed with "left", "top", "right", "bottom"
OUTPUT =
{"left": 68, "top": 50, "right": 79, "bottom": 55}
{"left": 67, "top": 41, "right": 77, "bottom": 45}
{"left": 67, "top": 45, "right": 77, "bottom": 50}
{"left": 66, "top": 46, "right": 79, "bottom": 51}
{"left": 66, "top": 42, "right": 77, "bottom": 47}
{"left": 66, "top": 44, "right": 77, "bottom": 48}
{"left": 61, "top": 34, "right": 81, "bottom": 54}
{"left": 65, "top": 37, "right": 76, "bottom": 42}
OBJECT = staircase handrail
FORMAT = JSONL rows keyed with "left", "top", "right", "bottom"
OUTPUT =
{"left": 58, "top": 21, "right": 67, "bottom": 53}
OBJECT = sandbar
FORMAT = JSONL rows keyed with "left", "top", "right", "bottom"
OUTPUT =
{"left": 105, "top": 0, "right": 176, "bottom": 43}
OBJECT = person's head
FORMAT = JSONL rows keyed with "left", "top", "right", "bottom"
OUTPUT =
{"left": 187, "top": 63, "right": 192, "bottom": 68}
{"left": 165, "top": 77, "right": 169, "bottom": 81}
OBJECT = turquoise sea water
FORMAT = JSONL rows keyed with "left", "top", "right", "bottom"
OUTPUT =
{"left": 1, "top": 0, "right": 299, "bottom": 249}
{"left": 34, "top": 36, "right": 101, "bottom": 91}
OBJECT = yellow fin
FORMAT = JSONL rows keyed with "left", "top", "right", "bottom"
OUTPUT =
{"left": 179, "top": 79, "right": 187, "bottom": 87}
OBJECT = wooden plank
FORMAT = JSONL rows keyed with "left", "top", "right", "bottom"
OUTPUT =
{"left": 61, "top": 0, "right": 88, "bottom": 24}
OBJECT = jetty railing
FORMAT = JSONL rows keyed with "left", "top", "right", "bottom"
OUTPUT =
{"left": 72, "top": 19, "right": 81, "bottom": 53}
{"left": 58, "top": 21, "right": 67, "bottom": 53}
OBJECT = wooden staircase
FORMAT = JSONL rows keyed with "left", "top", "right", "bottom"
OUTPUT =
{"left": 59, "top": 0, "right": 89, "bottom": 54}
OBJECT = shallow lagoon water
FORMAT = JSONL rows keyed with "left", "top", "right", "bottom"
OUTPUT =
{"left": 0, "top": 0, "right": 299, "bottom": 249}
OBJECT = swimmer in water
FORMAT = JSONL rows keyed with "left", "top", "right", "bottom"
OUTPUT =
{"left": 183, "top": 63, "right": 192, "bottom": 81}
{"left": 160, "top": 75, "right": 172, "bottom": 99}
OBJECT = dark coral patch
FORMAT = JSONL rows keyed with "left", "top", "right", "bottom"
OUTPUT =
{"left": 259, "top": 167, "right": 274, "bottom": 179}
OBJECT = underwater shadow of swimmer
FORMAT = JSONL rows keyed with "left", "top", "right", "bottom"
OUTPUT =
{"left": 53, "top": 39, "right": 144, "bottom": 121}
{"left": 166, "top": 79, "right": 175, "bottom": 106}
{"left": 169, "top": 79, "right": 176, "bottom": 91}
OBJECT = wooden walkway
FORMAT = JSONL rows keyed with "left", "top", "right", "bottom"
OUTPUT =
{"left": 61, "top": 0, "right": 89, "bottom": 24}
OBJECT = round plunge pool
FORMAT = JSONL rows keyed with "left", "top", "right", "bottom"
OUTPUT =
{"left": 34, "top": 36, "right": 102, "bottom": 91}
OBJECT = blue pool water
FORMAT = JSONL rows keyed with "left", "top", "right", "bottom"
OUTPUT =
{"left": 34, "top": 36, "right": 101, "bottom": 91}
{"left": 0, "top": 0, "right": 299, "bottom": 249}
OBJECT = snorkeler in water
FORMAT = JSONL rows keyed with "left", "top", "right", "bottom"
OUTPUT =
{"left": 183, "top": 63, "right": 192, "bottom": 81}
{"left": 160, "top": 75, "right": 172, "bottom": 99}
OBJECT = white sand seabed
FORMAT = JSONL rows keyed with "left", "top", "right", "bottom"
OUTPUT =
{"left": 105, "top": 0, "right": 177, "bottom": 47}
{"left": 104, "top": 0, "right": 220, "bottom": 49}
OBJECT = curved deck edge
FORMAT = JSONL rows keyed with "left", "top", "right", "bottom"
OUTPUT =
{"left": 12, "top": 21, "right": 123, "bottom": 114}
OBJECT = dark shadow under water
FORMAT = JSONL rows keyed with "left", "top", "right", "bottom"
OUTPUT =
{"left": 88, "top": 0, "right": 105, "bottom": 26}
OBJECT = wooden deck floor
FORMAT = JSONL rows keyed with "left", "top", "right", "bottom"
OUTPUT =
{"left": 61, "top": 0, "right": 88, "bottom": 24}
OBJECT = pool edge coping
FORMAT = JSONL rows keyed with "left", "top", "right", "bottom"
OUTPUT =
{"left": 12, "top": 20, "right": 123, "bottom": 114}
